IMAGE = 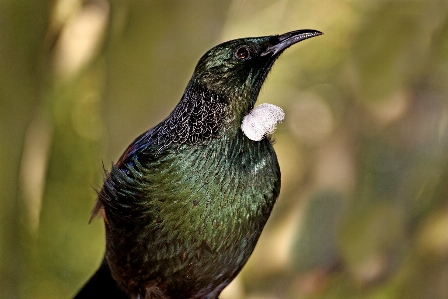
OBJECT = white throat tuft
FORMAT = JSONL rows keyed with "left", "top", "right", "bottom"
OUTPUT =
{"left": 241, "top": 103, "right": 285, "bottom": 141}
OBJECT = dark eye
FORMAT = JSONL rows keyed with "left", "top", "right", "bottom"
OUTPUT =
{"left": 235, "top": 46, "right": 250, "bottom": 60}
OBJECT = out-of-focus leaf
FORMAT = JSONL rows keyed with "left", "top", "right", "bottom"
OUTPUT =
{"left": 338, "top": 202, "right": 406, "bottom": 284}
{"left": 349, "top": 1, "right": 443, "bottom": 103}
{"left": 291, "top": 190, "right": 344, "bottom": 274}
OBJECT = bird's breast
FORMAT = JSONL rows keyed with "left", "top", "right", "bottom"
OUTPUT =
{"left": 104, "top": 135, "right": 280, "bottom": 297}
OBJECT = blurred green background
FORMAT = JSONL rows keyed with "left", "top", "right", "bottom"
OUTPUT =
{"left": 1, "top": 0, "right": 448, "bottom": 298}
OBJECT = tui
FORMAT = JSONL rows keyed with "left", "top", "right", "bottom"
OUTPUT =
{"left": 74, "top": 29, "right": 322, "bottom": 299}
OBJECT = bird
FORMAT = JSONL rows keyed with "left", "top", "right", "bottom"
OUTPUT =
{"left": 74, "top": 29, "right": 322, "bottom": 299}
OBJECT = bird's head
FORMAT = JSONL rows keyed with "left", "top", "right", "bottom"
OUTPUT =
{"left": 141, "top": 29, "right": 323, "bottom": 148}
{"left": 192, "top": 29, "right": 322, "bottom": 115}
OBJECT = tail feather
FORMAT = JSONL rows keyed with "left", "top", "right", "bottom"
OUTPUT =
{"left": 74, "top": 258, "right": 128, "bottom": 299}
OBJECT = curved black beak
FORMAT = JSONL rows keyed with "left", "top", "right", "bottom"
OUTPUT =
{"left": 261, "top": 29, "right": 323, "bottom": 56}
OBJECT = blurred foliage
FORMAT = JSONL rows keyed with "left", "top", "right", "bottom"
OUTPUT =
{"left": 1, "top": 0, "right": 448, "bottom": 298}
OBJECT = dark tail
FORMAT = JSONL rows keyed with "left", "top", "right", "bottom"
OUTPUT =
{"left": 74, "top": 258, "right": 128, "bottom": 299}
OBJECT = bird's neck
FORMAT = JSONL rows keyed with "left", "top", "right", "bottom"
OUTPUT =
{"left": 152, "top": 80, "right": 254, "bottom": 147}
{"left": 115, "top": 80, "right": 255, "bottom": 167}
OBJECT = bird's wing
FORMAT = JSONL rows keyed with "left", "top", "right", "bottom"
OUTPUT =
{"left": 89, "top": 198, "right": 104, "bottom": 222}
{"left": 89, "top": 127, "right": 161, "bottom": 222}
{"left": 116, "top": 129, "right": 156, "bottom": 167}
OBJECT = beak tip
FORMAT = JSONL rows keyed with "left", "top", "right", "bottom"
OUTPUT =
{"left": 262, "top": 29, "right": 323, "bottom": 56}
{"left": 297, "top": 29, "right": 324, "bottom": 39}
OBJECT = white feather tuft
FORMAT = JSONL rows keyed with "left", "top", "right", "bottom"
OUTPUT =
{"left": 241, "top": 103, "right": 285, "bottom": 141}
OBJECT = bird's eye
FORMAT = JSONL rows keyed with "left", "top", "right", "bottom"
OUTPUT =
{"left": 235, "top": 46, "right": 250, "bottom": 60}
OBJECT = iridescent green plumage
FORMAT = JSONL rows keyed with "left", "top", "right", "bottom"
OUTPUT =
{"left": 75, "top": 29, "right": 322, "bottom": 299}
{"left": 104, "top": 133, "right": 279, "bottom": 298}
